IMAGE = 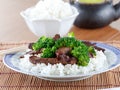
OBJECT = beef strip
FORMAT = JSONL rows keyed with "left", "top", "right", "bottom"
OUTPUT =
{"left": 83, "top": 41, "right": 96, "bottom": 46}
{"left": 53, "top": 34, "right": 61, "bottom": 40}
{"left": 83, "top": 41, "right": 105, "bottom": 52}
{"left": 89, "top": 53, "right": 94, "bottom": 58}
{"left": 94, "top": 46, "right": 105, "bottom": 52}
{"left": 20, "top": 55, "right": 24, "bottom": 58}
{"left": 57, "top": 54, "right": 70, "bottom": 65}
{"left": 68, "top": 57, "right": 77, "bottom": 65}
{"left": 29, "top": 55, "right": 77, "bottom": 65}
{"left": 57, "top": 54, "right": 70, "bottom": 62}
{"left": 56, "top": 47, "right": 71, "bottom": 56}
{"left": 28, "top": 43, "right": 34, "bottom": 50}
{"left": 26, "top": 49, "right": 42, "bottom": 55}
{"left": 57, "top": 54, "right": 77, "bottom": 65}
{"left": 29, "top": 56, "right": 59, "bottom": 65}
{"left": 29, "top": 46, "right": 76, "bottom": 65}
{"left": 55, "top": 47, "right": 74, "bottom": 64}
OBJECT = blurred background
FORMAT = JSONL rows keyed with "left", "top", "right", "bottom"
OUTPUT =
{"left": 0, "top": 0, "right": 119, "bottom": 42}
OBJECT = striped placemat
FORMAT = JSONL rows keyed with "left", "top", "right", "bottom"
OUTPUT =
{"left": 0, "top": 41, "right": 120, "bottom": 90}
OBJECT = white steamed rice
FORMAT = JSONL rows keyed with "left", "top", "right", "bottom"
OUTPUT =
{"left": 23, "top": 0, "right": 78, "bottom": 20}
{"left": 11, "top": 49, "right": 109, "bottom": 76}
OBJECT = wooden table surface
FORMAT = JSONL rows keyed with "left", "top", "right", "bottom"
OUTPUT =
{"left": 0, "top": 0, "right": 120, "bottom": 42}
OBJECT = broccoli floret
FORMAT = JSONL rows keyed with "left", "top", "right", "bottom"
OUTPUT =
{"left": 32, "top": 36, "right": 55, "bottom": 51}
{"left": 88, "top": 46, "right": 96, "bottom": 56}
{"left": 68, "top": 32, "right": 75, "bottom": 37}
{"left": 41, "top": 48, "right": 55, "bottom": 58}
{"left": 40, "top": 46, "right": 57, "bottom": 58}
{"left": 32, "top": 32, "right": 75, "bottom": 51}
{"left": 71, "top": 45, "right": 90, "bottom": 66}
{"left": 54, "top": 37, "right": 83, "bottom": 48}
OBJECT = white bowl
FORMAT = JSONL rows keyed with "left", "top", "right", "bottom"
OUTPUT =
{"left": 20, "top": 7, "right": 78, "bottom": 37}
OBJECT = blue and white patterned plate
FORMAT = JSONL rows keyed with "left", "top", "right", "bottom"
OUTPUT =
{"left": 3, "top": 42, "right": 120, "bottom": 81}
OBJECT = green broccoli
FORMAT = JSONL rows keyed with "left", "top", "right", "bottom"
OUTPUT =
{"left": 54, "top": 37, "right": 83, "bottom": 48}
{"left": 41, "top": 48, "right": 55, "bottom": 58}
{"left": 88, "top": 46, "right": 96, "bottom": 56}
{"left": 32, "top": 36, "right": 55, "bottom": 51}
{"left": 68, "top": 32, "right": 75, "bottom": 37}
{"left": 71, "top": 45, "right": 90, "bottom": 66}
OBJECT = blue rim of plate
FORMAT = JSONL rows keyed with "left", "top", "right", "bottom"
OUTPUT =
{"left": 3, "top": 42, "right": 120, "bottom": 78}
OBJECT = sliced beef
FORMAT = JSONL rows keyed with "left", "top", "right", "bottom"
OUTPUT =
{"left": 94, "top": 46, "right": 105, "bottom": 52}
{"left": 56, "top": 47, "right": 71, "bottom": 57}
{"left": 57, "top": 55, "right": 77, "bottom": 65}
{"left": 68, "top": 57, "right": 77, "bottom": 65}
{"left": 29, "top": 56, "right": 41, "bottom": 64}
{"left": 83, "top": 41, "right": 96, "bottom": 46}
{"left": 83, "top": 41, "right": 105, "bottom": 52}
{"left": 29, "top": 56, "right": 59, "bottom": 65}
{"left": 57, "top": 54, "right": 70, "bottom": 65}
{"left": 53, "top": 34, "right": 60, "bottom": 40}
{"left": 29, "top": 55, "right": 77, "bottom": 65}
{"left": 20, "top": 55, "right": 24, "bottom": 58}
{"left": 28, "top": 44, "right": 76, "bottom": 65}
{"left": 89, "top": 53, "right": 94, "bottom": 58}
{"left": 26, "top": 49, "right": 42, "bottom": 55}
{"left": 57, "top": 54, "right": 70, "bottom": 62}
{"left": 28, "top": 43, "right": 34, "bottom": 50}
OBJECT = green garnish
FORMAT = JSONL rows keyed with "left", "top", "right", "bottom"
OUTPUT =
{"left": 32, "top": 36, "right": 55, "bottom": 51}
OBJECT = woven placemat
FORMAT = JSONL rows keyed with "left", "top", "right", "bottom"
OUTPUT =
{"left": 0, "top": 41, "right": 120, "bottom": 90}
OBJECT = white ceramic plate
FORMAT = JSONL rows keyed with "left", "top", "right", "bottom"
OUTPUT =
{"left": 3, "top": 42, "right": 120, "bottom": 81}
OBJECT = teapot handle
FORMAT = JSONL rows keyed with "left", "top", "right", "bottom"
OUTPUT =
{"left": 113, "top": 1, "right": 120, "bottom": 20}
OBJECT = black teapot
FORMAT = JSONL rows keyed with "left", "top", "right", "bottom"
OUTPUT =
{"left": 70, "top": 0, "right": 120, "bottom": 29}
